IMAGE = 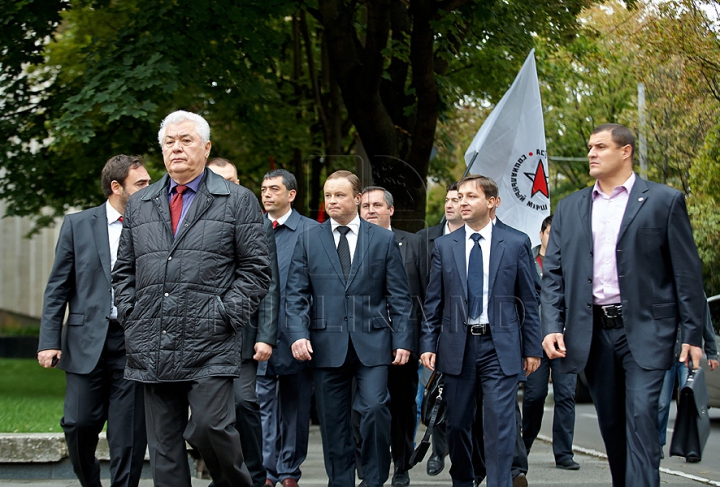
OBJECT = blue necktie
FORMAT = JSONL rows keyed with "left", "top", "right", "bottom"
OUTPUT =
{"left": 336, "top": 226, "right": 351, "bottom": 280}
{"left": 468, "top": 233, "right": 484, "bottom": 320}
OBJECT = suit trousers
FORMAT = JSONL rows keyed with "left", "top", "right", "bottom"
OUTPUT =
{"left": 657, "top": 362, "right": 689, "bottom": 447}
{"left": 234, "top": 359, "right": 266, "bottom": 487}
{"left": 584, "top": 322, "right": 665, "bottom": 487}
{"left": 143, "top": 377, "right": 252, "bottom": 487}
{"left": 314, "top": 342, "right": 391, "bottom": 487}
{"left": 472, "top": 396, "right": 527, "bottom": 481}
{"left": 388, "top": 356, "right": 420, "bottom": 474}
{"left": 61, "top": 324, "right": 146, "bottom": 487}
{"left": 444, "top": 333, "right": 517, "bottom": 487}
{"left": 522, "top": 353, "right": 577, "bottom": 463}
{"left": 257, "top": 369, "right": 313, "bottom": 483}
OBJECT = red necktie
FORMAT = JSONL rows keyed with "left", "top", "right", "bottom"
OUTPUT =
{"left": 170, "top": 185, "right": 188, "bottom": 235}
{"left": 272, "top": 220, "right": 279, "bottom": 230}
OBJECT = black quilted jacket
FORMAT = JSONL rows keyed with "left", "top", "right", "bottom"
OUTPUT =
{"left": 112, "top": 169, "right": 271, "bottom": 382}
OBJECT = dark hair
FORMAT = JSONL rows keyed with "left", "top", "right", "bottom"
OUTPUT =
{"left": 101, "top": 155, "right": 145, "bottom": 197}
{"left": 361, "top": 186, "right": 394, "bottom": 208}
{"left": 326, "top": 170, "right": 362, "bottom": 195}
{"left": 446, "top": 181, "right": 459, "bottom": 192}
{"left": 592, "top": 123, "right": 635, "bottom": 161}
{"left": 207, "top": 157, "right": 237, "bottom": 171}
{"left": 263, "top": 169, "right": 298, "bottom": 192}
{"left": 457, "top": 175, "right": 499, "bottom": 199}
{"left": 541, "top": 214, "right": 553, "bottom": 233}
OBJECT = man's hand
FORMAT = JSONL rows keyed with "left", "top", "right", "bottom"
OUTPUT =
{"left": 524, "top": 357, "right": 541, "bottom": 376}
{"left": 392, "top": 349, "right": 411, "bottom": 365}
{"left": 420, "top": 352, "right": 436, "bottom": 370}
{"left": 253, "top": 342, "right": 273, "bottom": 362}
{"left": 679, "top": 343, "right": 703, "bottom": 370}
{"left": 542, "top": 333, "right": 567, "bottom": 359}
{"left": 291, "top": 339, "right": 313, "bottom": 361}
{"left": 38, "top": 350, "right": 61, "bottom": 368}
{"left": 708, "top": 359, "right": 719, "bottom": 371}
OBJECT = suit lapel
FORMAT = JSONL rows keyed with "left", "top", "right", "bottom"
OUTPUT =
{"left": 347, "top": 220, "right": 370, "bottom": 287}
{"left": 453, "top": 228, "right": 467, "bottom": 300}
{"left": 91, "top": 205, "right": 112, "bottom": 284}
{"left": 617, "top": 177, "right": 649, "bottom": 243}
{"left": 319, "top": 222, "right": 346, "bottom": 282}
{"left": 579, "top": 188, "right": 594, "bottom": 250}
{"left": 488, "top": 227, "right": 505, "bottom": 301}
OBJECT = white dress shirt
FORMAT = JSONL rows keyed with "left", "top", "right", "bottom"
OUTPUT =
{"left": 106, "top": 201, "right": 123, "bottom": 320}
{"left": 465, "top": 221, "right": 492, "bottom": 325}
{"left": 270, "top": 208, "right": 293, "bottom": 227}
{"left": 331, "top": 214, "right": 361, "bottom": 264}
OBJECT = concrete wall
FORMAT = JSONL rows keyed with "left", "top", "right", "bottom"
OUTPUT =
{"left": 0, "top": 200, "right": 64, "bottom": 320}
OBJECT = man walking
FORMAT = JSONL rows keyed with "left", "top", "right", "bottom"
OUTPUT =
{"left": 38, "top": 155, "right": 150, "bottom": 487}
{"left": 360, "top": 186, "right": 427, "bottom": 486}
{"left": 256, "top": 169, "right": 318, "bottom": 487}
{"left": 541, "top": 123, "right": 705, "bottom": 487}
{"left": 113, "top": 110, "right": 271, "bottom": 487}
{"left": 421, "top": 175, "right": 541, "bottom": 487}
{"left": 286, "top": 170, "right": 413, "bottom": 487}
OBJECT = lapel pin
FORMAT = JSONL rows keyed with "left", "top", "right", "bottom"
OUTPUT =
{"left": 638, "top": 197, "right": 644, "bottom": 202}
{"left": 399, "top": 242, "right": 403, "bottom": 246}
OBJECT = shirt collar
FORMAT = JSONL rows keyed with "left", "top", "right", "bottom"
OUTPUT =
{"left": 169, "top": 171, "right": 204, "bottom": 196}
{"left": 466, "top": 220, "right": 493, "bottom": 242}
{"left": 106, "top": 200, "right": 122, "bottom": 225}
{"left": 272, "top": 208, "right": 293, "bottom": 226}
{"left": 331, "top": 214, "right": 361, "bottom": 234}
{"left": 592, "top": 172, "right": 636, "bottom": 199}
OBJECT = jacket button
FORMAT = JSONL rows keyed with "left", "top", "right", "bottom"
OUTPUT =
{"left": 345, "top": 294, "right": 349, "bottom": 299}
{"left": 162, "top": 330, "right": 167, "bottom": 335}
{"left": 587, "top": 278, "right": 592, "bottom": 283}
{"left": 586, "top": 303, "right": 592, "bottom": 308}
{"left": 344, "top": 317, "right": 348, "bottom": 321}
{"left": 164, "top": 293, "right": 169, "bottom": 297}
{"left": 168, "top": 256, "right": 172, "bottom": 261}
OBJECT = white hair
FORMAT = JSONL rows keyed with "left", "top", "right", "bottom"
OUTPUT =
{"left": 157, "top": 110, "right": 211, "bottom": 147}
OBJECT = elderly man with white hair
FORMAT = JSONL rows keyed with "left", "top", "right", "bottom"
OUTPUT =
{"left": 113, "top": 110, "right": 272, "bottom": 487}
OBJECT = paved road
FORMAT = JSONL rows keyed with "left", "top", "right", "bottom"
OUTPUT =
{"left": 0, "top": 404, "right": 714, "bottom": 487}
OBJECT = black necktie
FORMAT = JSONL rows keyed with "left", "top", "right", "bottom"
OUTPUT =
{"left": 336, "top": 226, "right": 351, "bottom": 280}
{"left": 468, "top": 233, "right": 484, "bottom": 320}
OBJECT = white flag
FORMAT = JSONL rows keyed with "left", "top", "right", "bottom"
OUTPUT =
{"left": 464, "top": 49, "right": 549, "bottom": 248}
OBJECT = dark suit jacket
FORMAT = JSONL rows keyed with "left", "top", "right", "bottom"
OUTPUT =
{"left": 261, "top": 210, "right": 318, "bottom": 376}
{"left": 421, "top": 224, "right": 542, "bottom": 377}
{"left": 244, "top": 217, "right": 280, "bottom": 361}
{"left": 285, "top": 218, "right": 413, "bottom": 368}
{"left": 416, "top": 223, "right": 444, "bottom": 284}
{"left": 392, "top": 228, "right": 428, "bottom": 353}
{"left": 39, "top": 204, "right": 116, "bottom": 374}
{"left": 541, "top": 177, "right": 705, "bottom": 373}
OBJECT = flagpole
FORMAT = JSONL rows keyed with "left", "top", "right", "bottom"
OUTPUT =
{"left": 462, "top": 151, "right": 479, "bottom": 179}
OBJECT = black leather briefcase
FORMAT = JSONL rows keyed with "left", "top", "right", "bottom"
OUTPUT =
{"left": 669, "top": 367, "right": 710, "bottom": 462}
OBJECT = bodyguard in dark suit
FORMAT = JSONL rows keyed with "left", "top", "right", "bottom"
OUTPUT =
{"left": 360, "top": 186, "right": 428, "bottom": 487}
{"left": 256, "top": 169, "right": 318, "bottom": 487}
{"left": 286, "top": 170, "right": 413, "bottom": 487}
{"left": 208, "top": 159, "right": 280, "bottom": 487}
{"left": 38, "top": 155, "right": 150, "bottom": 487}
{"left": 541, "top": 123, "right": 705, "bottom": 487}
{"left": 420, "top": 175, "right": 541, "bottom": 487}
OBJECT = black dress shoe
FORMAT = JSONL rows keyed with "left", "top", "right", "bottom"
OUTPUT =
{"left": 556, "top": 458, "right": 580, "bottom": 470}
{"left": 512, "top": 473, "right": 528, "bottom": 487}
{"left": 391, "top": 471, "right": 410, "bottom": 487}
{"left": 426, "top": 454, "right": 445, "bottom": 476}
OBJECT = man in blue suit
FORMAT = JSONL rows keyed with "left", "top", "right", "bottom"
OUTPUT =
{"left": 256, "top": 169, "right": 318, "bottom": 487}
{"left": 421, "top": 175, "right": 541, "bottom": 487}
{"left": 541, "top": 123, "right": 705, "bottom": 487}
{"left": 286, "top": 170, "right": 413, "bottom": 487}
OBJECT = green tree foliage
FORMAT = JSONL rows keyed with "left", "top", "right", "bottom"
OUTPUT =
{"left": 0, "top": 0, "right": 597, "bottom": 232}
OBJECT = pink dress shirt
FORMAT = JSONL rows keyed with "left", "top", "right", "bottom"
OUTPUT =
{"left": 591, "top": 172, "right": 636, "bottom": 305}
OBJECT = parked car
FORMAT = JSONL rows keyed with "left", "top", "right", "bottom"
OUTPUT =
{"left": 702, "top": 294, "right": 720, "bottom": 408}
